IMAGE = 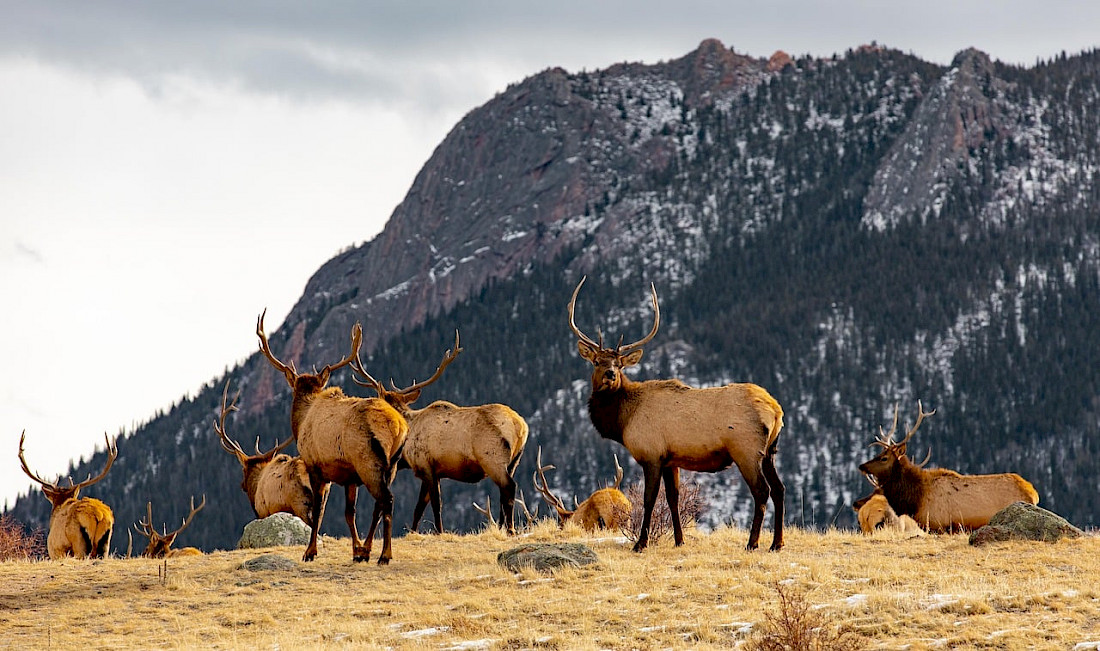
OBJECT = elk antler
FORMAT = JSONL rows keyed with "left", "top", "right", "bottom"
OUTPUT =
{"left": 391, "top": 330, "right": 462, "bottom": 396}
{"left": 567, "top": 276, "right": 661, "bottom": 354}
{"left": 532, "top": 446, "right": 571, "bottom": 521}
{"left": 897, "top": 400, "right": 936, "bottom": 449}
{"left": 256, "top": 309, "right": 297, "bottom": 381}
{"left": 350, "top": 348, "right": 385, "bottom": 396}
{"left": 215, "top": 380, "right": 293, "bottom": 463}
{"left": 138, "top": 495, "right": 207, "bottom": 541}
{"left": 610, "top": 454, "right": 624, "bottom": 491}
{"left": 472, "top": 494, "right": 496, "bottom": 527}
{"left": 17, "top": 431, "right": 56, "bottom": 490}
{"left": 872, "top": 403, "right": 901, "bottom": 449}
{"left": 19, "top": 431, "right": 117, "bottom": 494}
{"left": 73, "top": 433, "right": 118, "bottom": 492}
{"left": 568, "top": 276, "right": 601, "bottom": 350}
{"left": 317, "top": 322, "right": 363, "bottom": 380}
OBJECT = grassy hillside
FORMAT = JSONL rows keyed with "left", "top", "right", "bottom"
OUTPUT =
{"left": 1, "top": 524, "right": 1097, "bottom": 650}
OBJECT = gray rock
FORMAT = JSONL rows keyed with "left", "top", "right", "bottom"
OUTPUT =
{"left": 497, "top": 543, "right": 599, "bottom": 573}
{"left": 238, "top": 553, "right": 299, "bottom": 572}
{"left": 237, "top": 513, "right": 312, "bottom": 549}
{"left": 969, "top": 502, "right": 1084, "bottom": 545}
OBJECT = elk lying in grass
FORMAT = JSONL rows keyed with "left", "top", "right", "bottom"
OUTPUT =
{"left": 134, "top": 496, "right": 206, "bottom": 558}
{"left": 568, "top": 277, "right": 786, "bottom": 552}
{"left": 351, "top": 331, "right": 529, "bottom": 535}
{"left": 532, "top": 446, "right": 631, "bottom": 531}
{"left": 858, "top": 402, "right": 1039, "bottom": 533}
{"left": 18, "top": 431, "right": 118, "bottom": 559}
{"left": 215, "top": 380, "right": 315, "bottom": 527}
{"left": 257, "top": 310, "right": 409, "bottom": 564}
{"left": 853, "top": 474, "right": 926, "bottom": 536}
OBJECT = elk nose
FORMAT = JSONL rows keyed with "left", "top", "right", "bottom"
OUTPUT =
{"left": 603, "top": 370, "right": 616, "bottom": 381}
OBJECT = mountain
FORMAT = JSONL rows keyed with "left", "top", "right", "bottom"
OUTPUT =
{"left": 8, "top": 40, "right": 1100, "bottom": 552}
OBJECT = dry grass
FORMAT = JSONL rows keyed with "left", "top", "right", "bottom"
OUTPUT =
{"left": 1, "top": 522, "right": 1098, "bottom": 650}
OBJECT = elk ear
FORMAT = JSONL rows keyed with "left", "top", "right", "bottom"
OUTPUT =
{"left": 620, "top": 349, "right": 644, "bottom": 367}
{"left": 403, "top": 388, "right": 422, "bottom": 403}
{"left": 577, "top": 340, "right": 599, "bottom": 363}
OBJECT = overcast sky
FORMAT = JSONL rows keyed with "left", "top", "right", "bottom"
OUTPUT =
{"left": 2, "top": 2, "right": 1097, "bottom": 511}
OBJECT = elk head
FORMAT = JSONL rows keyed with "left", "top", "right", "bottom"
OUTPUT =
{"left": 18, "top": 431, "right": 117, "bottom": 509}
{"left": 568, "top": 276, "right": 660, "bottom": 392}
{"left": 134, "top": 495, "right": 206, "bottom": 558}
{"left": 858, "top": 401, "right": 935, "bottom": 477}
{"left": 351, "top": 330, "right": 462, "bottom": 412}
{"left": 256, "top": 308, "right": 362, "bottom": 397}
{"left": 532, "top": 446, "right": 625, "bottom": 526}
{"left": 214, "top": 379, "right": 294, "bottom": 494}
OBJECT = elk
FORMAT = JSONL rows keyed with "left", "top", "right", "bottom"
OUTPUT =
{"left": 532, "top": 446, "right": 631, "bottom": 531}
{"left": 351, "top": 331, "right": 529, "bottom": 535}
{"left": 134, "top": 496, "right": 206, "bottom": 558}
{"left": 214, "top": 380, "right": 315, "bottom": 527}
{"left": 256, "top": 309, "right": 409, "bottom": 564}
{"left": 18, "top": 431, "right": 118, "bottom": 559}
{"left": 568, "top": 277, "right": 785, "bottom": 552}
{"left": 858, "top": 401, "right": 1039, "bottom": 533}
{"left": 853, "top": 476, "right": 926, "bottom": 536}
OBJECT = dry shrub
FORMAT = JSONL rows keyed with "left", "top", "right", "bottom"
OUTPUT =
{"left": 746, "top": 582, "right": 862, "bottom": 651}
{"left": 620, "top": 475, "right": 706, "bottom": 544}
{"left": 0, "top": 513, "right": 45, "bottom": 561}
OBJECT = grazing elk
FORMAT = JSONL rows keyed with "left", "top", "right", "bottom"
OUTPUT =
{"left": 858, "top": 402, "right": 1039, "bottom": 533}
{"left": 351, "top": 331, "right": 529, "bottom": 535}
{"left": 18, "top": 431, "right": 118, "bottom": 559}
{"left": 134, "top": 496, "right": 206, "bottom": 558}
{"left": 532, "top": 446, "right": 631, "bottom": 531}
{"left": 257, "top": 310, "right": 409, "bottom": 564}
{"left": 568, "top": 277, "right": 786, "bottom": 552}
{"left": 214, "top": 380, "right": 315, "bottom": 526}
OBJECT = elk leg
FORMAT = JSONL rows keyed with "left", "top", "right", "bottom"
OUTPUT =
{"left": 743, "top": 464, "right": 771, "bottom": 552}
{"left": 429, "top": 478, "right": 444, "bottom": 535}
{"left": 376, "top": 486, "right": 395, "bottom": 565}
{"left": 345, "top": 485, "right": 370, "bottom": 562}
{"left": 634, "top": 463, "right": 663, "bottom": 553}
{"left": 762, "top": 449, "right": 785, "bottom": 551}
{"left": 662, "top": 466, "right": 684, "bottom": 546}
{"left": 499, "top": 475, "right": 518, "bottom": 536}
{"left": 303, "top": 473, "right": 330, "bottom": 562}
{"left": 410, "top": 480, "right": 431, "bottom": 533}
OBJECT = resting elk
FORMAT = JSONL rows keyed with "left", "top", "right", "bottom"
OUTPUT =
{"left": 351, "top": 331, "right": 529, "bottom": 535}
{"left": 18, "top": 431, "right": 118, "bottom": 559}
{"left": 532, "top": 446, "right": 631, "bottom": 531}
{"left": 214, "top": 380, "right": 315, "bottom": 526}
{"left": 256, "top": 310, "right": 409, "bottom": 564}
{"left": 858, "top": 401, "right": 1039, "bottom": 533}
{"left": 568, "top": 276, "right": 786, "bottom": 552}
{"left": 134, "top": 496, "right": 206, "bottom": 558}
{"left": 853, "top": 476, "right": 926, "bottom": 536}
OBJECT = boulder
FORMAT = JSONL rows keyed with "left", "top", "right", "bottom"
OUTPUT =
{"left": 237, "top": 513, "right": 312, "bottom": 549}
{"left": 969, "top": 502, "right": 1084, "bottom": 546}
{"left": 238, "top": 553, "right": 299, "bottom": 572}
{"left": 497, "top": 542, "right": 599, "bottom": 573}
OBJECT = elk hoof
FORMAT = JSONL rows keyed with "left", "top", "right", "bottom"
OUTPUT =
{"left": 302, "top": 552, "right": 317, "bottom": 562}
{"left": 377, "top": 555, "right": 391, "bottom": 566}
{"left": 631, "top": 541, "right": 648, "bottom": 553}
{"left": 353, "top": 553, "right": 370, "bottom": 563}
{"left": 744, "top": 542, "right": 759, "bottom": 552}
{"left": 769, "top": 542, "right": 784, "bottom": 552}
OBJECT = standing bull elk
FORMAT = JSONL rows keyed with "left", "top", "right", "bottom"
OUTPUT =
{"left": 568, "top": 277, "right": 786, "bottom": 552}
{"left": 18, "top": 431, "right": 118, "bottom": 559}
{"left": 858, "top": 402, "right": 1039, "bottom": 533}
{"left": 351, "top": 331, "right": 529, "bottom": 535}
{"left": 533, "top": 446, "right": 631, "bottom": 531}
{"left": 257, "top": 310, "right": 409, "bottom": 564}
{"left": 134, "top": 495, "right": 206, "bottom": 558}
{"left": 215, "top": 380, "right": 315, "bottom": 527}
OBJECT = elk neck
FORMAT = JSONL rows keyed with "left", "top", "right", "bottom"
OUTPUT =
{"left": 877, "top": 456, "right": 926, "bottom": 518}
{"left": 289, "top": 386, "right": 344, "bottom": 436}
{"left": 587, "top": 381, "right": 641, "bottom": 445}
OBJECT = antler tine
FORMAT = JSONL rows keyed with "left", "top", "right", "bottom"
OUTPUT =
{"left": 618, "top": 282, "right": 661, "bottom": 354}
{"left": 472, "top": 494, "right": 496, "bottom": 526}
{"left": 134, "top": 501, "right": 156, "bottom": 538}
{"left": 567, "top": 276, "right": 601, "bottom": 349}
{"left": 862, "top": 472, "right": 881, "bottom": 489}
{"left": 899, "top": 400, "right": 936, "bottom": 448}
{"left": 611, "top": 454, "right": 624, "bottom": 490}
{"left": 394, "top": 329, "right": 463, "bottom": 396}
{"left": 256, "top": 309, "right": 297, "bottom": 379}
{"left": 214, "top": 380, "right": 248, "bottom": 463}
{"left": 532, "top": 446, "right": 570, "bottom": 517}
{"left": 318, "top": 322, "right": 363, "bottom": 378}
{"left": 17, "top": 430, "right": 57, "bottom": 490}
{"left": 73, "top": 433, "right": 117, "bottom": 493}
{"left": 915, "top": 446, "right": 933, "bottom": 468}
{"left": 173, "top": 494, "right": 206, "bottom": 537}
{"left": 350, "top": 346, "right": 385, "bottom": 396}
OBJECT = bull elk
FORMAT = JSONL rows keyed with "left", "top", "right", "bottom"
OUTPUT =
{"left": 853, "top": 476, "right": 926, "bottom": 536}
{"left": 134, "top": 496, "right": 206, "bottom": 558}
{"left": 532, "top": 446, "right": 631, "bottom": 531}
{"left": 214, "top": 380, "right": 315, "bottom": 527}
{"left": 18, "top": 431, "right": 118, "bottom": 559}
{"left": 257, "top": 310, "right": 409, "bottom": 564}
{"left": 351, "top": 331, "right": 529, "bottom": 535}
{"left": 858, "top": 401, "right": 1039, "bottom": 533}
{"left": 568, "top": 276, "right": 786, "bottom": 552}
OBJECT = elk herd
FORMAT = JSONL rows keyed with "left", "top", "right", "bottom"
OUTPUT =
{"left": 14, "top": 278, "right": 1044, "bottom": 562}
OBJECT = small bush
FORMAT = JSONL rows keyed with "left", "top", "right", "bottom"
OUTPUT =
{"left": 746, "top": 582, "right": 862, "bottom": 651}
{"left": 621, "top": 475, "right": 706, "bottom": 544}
{"left": 0, "top": 514, "right": 45, "bottom": 561}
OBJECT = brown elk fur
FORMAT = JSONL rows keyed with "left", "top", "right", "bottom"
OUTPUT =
{"left": 215, "top": 381, "right": 315, "bottom": 527}
{"left": 257, "top": 311, "right": 409, "bottom": 564}
{"left": 855, "top": 491, "right": 926, "bottom": 536}
{"left": 534, "top": 447, "right": 631, "bottom": 532}
{"left": 19, "top": 431, "right": 117, "bottom": 560}
{"left": 134, "top": 496, "right": 206, "bottom": 558}
{"left": 859, "top": 403, "right": 1039, "bottom": 533}
{"left": 351, "top": 332, "right": 529, "bottom": 535}
{"left": 569, "top": 278, "right": 785, "bottom": 552}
